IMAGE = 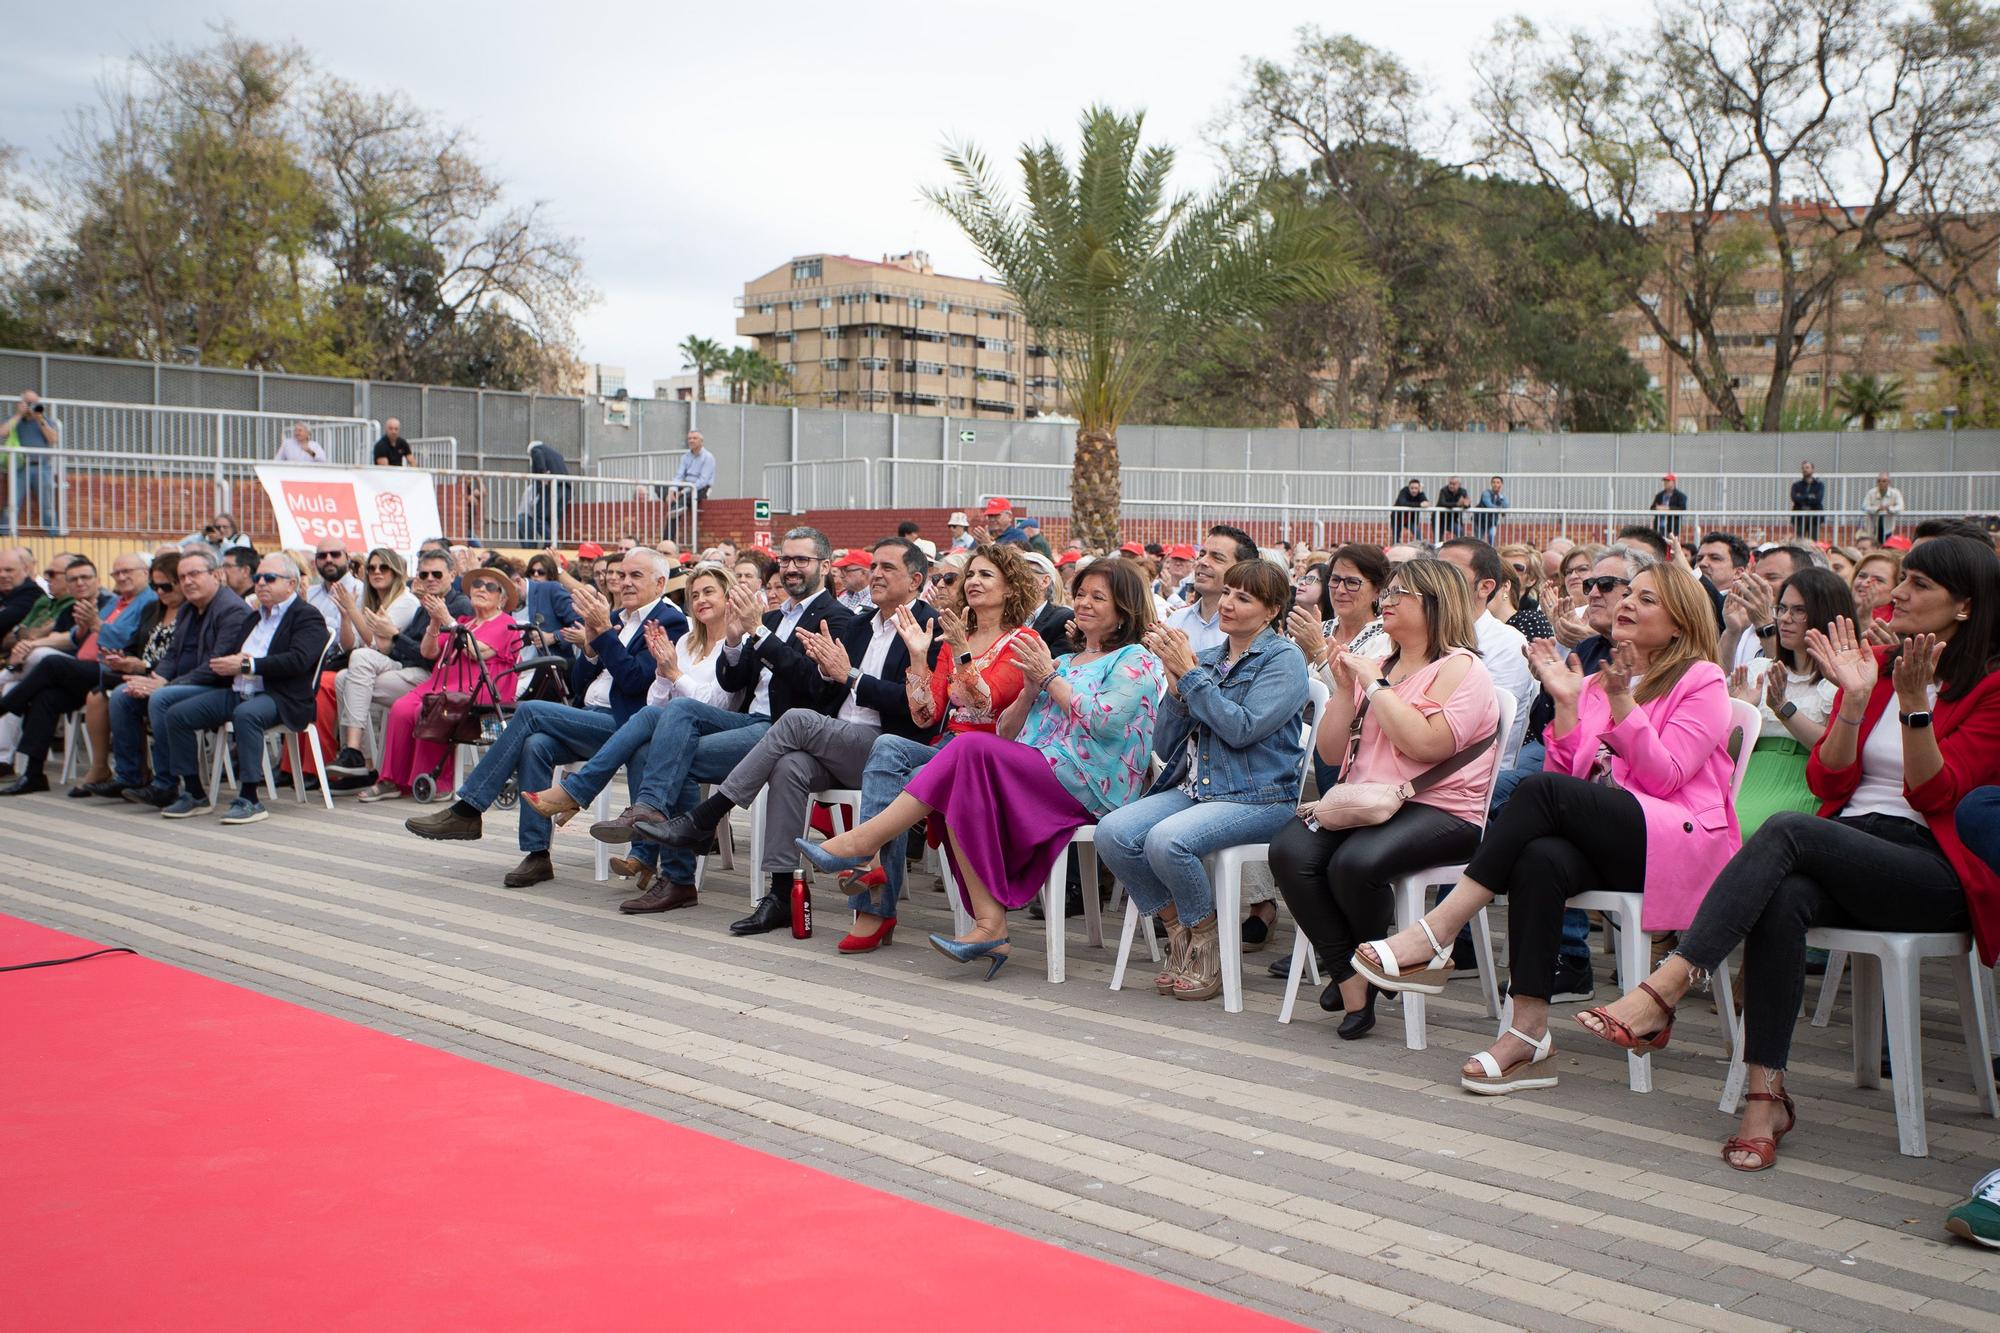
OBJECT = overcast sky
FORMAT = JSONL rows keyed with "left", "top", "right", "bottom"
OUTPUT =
{"left": 5, "top": 0, "right": 1605, "bottom": 391}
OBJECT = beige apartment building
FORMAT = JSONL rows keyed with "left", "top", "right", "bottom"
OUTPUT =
{"left": 735, "top": 251, "right": 1063, "bottom": 419}
{"left": 1620, "top": 204, "right": 1999, "bottom": 431}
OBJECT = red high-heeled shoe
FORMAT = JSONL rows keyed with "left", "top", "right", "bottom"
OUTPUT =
{"left": 838, "top": 918, "right": 896, "bottom": 953}
{"left": 837, "top": 866, "right": 889, "bottom": 891}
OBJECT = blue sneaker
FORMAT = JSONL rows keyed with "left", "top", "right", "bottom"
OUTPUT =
{"left": 161, "top": 791, "right": 214, "bottom": 818}
{"left": 220, "top": 797, "right": 268, "bottom": 825}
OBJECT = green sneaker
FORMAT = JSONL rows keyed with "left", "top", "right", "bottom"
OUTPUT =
{"left": 1946, "top": 1168, "right": 2000, "bottom": 1249}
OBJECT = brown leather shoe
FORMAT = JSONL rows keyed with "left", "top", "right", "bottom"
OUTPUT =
{"left": 621, "top": 880, "right": 698, "bottom": 914}
{"left": 503, "top": 851, "right": 554, "bottom": 887}
{"left": 590, "top": 804, "right": 665, "bottom": 844}
{"left": 406, "top": 806, "right": 483, "bottom": 840}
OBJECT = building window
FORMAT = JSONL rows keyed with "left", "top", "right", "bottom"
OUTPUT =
{"left": 1679, "top": 374, "right": 1699, "bottom": 391}
{"left": 1913, "top": 286, "right": 1938, "bottom": 303}
{"left": 1636, "top": 334, "right": 1661, "bottom": 351}
{"left": 949, "top": 396, "right": 967, "bottom": 409}
{"left": 1841, "top": 332, "right": 1863, "bottom": 348}
{"left": 975, "top": 337, "right": 1013, "bottom": 353}
{"left": 791, "top": 258, "right": 822, "bottom": 282}
{"left": 1883, "top": 284, "right": 1908, "bottom": 303}
{"left": 1802, "top": 371, "right": 1822, "bottom": 388}
{"left": 910, "top": 298, "right": 925, "bottom": 311}
{"left": 1841, "top": 288, "right": 1865, "bottom": 305}
{"left": 756, "top": 303, "right": 774, "bottom": 315}
{"left": 1917, "top": 327, "right": 1941, "bottom": 343}
{"left": 823, "top": 326, "right": 841, "bottom": 340}
{"left": 1801, "top": 329, "right": 1825, "bottom": 348}
{"left": 1754, "top": 289, "right": 1780, "bottom": 306}
{"left": 858, "top": 357, "right": 888, "bottom": 371}
{"left": 818, "top": 297, "right": 832, "bottom": 309}
{"left": 1917, "top": 370, "right": 1939, "bottom": 386}
{"left": 822, "top": 358, "right": 845, "bottom": 370}
{"left": 774, "top": 331, "right": 792, "bottom": 342}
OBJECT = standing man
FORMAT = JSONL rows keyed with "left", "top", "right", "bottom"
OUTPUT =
{"left": 1390, "top": 478, "right": 1430, "bottom": 543}
{"left": 3, "top": 391, "right": 62, "bottom": 533}
{"left": 669, "top": 430, "right": 717, "bottom": 544}
{"left": 1473, "top": 475, "right": 1508, "bottom": 540}
{"left": 372, "top": 418, "right": 413, "bottom": 467}
{"left": 1863, "top": 471, "right": 1904, "bottom": 544}
{"left": 1790, "top": 460, "right": 1825, "bottom": 539}
{"left": 946, "top": 512, "right": 976, "bottom": 551}
{"left": 1436, "top": 476, "right": 1471, "bottom": 537}
{"left": 275, "top": 422, "right": 327, "bottom": 463}
{"left": 1164, "top": 524, "right": 1255, "bottom": 654}
{"left": 1651, "top": 472, "right": 1687, "bottom": 537}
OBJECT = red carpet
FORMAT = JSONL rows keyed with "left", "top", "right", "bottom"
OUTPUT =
{"left": 0, "top": 916, "right": 1300, "bottom": 1331}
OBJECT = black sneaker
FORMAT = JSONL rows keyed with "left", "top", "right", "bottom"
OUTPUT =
{"left": 1550, "top": 956, "right": 1595, "bottom": 1004}
{"left": 326, "top": 747, "right": 371, "bottom": 776}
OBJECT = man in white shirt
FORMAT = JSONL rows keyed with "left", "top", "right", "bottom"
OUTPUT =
{"left": 641, "top": 538, "right": 941, "bottom": 937}
{"left": 1164, "top": 524, "right": 1255, "bottom": 655}
{"left": 305, "top": 542, "right": 365, "bottom": 635}
{"left": 1440, "top": 539, "right": 1537, "bottom": 765}
{"left": 667, "top": 430, "right": 717, "bottom": 542}
{"left": 275, "top": 422, "right": 327, "bottom": 463}
{"left": 1863, "top": 471, "right": 1905, "bottom": 544}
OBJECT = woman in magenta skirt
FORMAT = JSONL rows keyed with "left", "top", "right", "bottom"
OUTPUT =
{"left": 798, "top": 557, "right": 1164, "bottom": 979}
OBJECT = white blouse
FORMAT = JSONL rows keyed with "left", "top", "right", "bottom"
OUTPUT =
{"left": 1844, "top": 685, "right": 1937, "bottom": 824}
{"left": 1743, "top": 658, "right": 1838, "bottom": 740}
{"left": 646, "top": 636, "right": 734, "bottom": 710}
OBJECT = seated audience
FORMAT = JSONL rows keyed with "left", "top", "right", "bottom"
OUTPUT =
{"left": 1165, "top": 524, "right": 1258, "bottom": 654}
{"left": 1851, "top": 549, "right": 1901, "bottom": 625}
{"left": 0, "top": 553, "right": 149, "bottom": 793}
{"left": 73, "top": 553, "right": 185, "bottom": 795}
{"left": 1271, "top": 558, "right": 1502, "bottom": 1039}
{"left": 1355, "top": 560, "right": 1735, "bottom": 1094}
{"left": 315, "top": 548, "right": 428, "bottom": 777}
{"left": 1577, "top": 536, "right": 2000, "bottom": 1170}
{"left": 1439, "top": 538, "right": 1536, "bottom": 764}
{"left": 1496, "top": 543, "right": 1554, "bottom": 642}
{"left": 797, "top": 557, "right": 1164, "bottom": 974}
{"left": 1549, "top": 544, "right": 1607, "bottom": 649}
{"left": 1728, "top": 568, "right": 1851, "bottom": 834}
{"left": 1094, "top": 558, "right": 1310, "bottom": 1002}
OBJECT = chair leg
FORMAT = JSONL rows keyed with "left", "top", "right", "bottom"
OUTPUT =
{"left": 1471, "top": 906, "right": 1501, "bottom": 1021}
{"left": 1213, "top": 861, "right": 1244, "bottom": 1014}
{"left": 1278, "top": 930, "right": 1312, "bottom": 1024}
{"left": 1614, "top": 914, "right": 1654, "bottom": 1093}
{"left": 593, "top": 790, "right": 611, "bottom": 882}
{"left": 1041, "top": 850, "right": 1067, "bottom": 984}
{"left": 1953, "top": 951, "right": 2000, "bottom": 1117}
{"left": 1812, "top": 949, "right": 1847, "bottom": 1026}
{"left": 303, "top": 726, "right": 333, "bottom": 810}
{"left": 1109, "top": 899, "right": 1142, "bottom": 992}
{"left": 1716, "top": 957, "right": 1750, "bottom": 1114}
{"left": 285, "top": 731, "right": 306, "bottom": 803}
{"left": 1851, "top": 953, "right": 1884, "bottom": 1090}
{"left": 747, "top": 791, "right": 768, "bottom": 904}
{"left": 1879, "top": 948, "right": 1928, "bottom": 1157}
{"left": 1394, "top": 880, "right": 1427, "bottom": 1052}
{"left": 208, "top": 727, "right": 229, "bottom": 802}
{"left": 1078, "top": 844, "right": 1103, "bottom": 949}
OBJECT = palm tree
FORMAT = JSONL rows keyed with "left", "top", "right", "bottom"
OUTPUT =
{"left": 720, "top": 346, "right": 760, "bottom": 404}
{"left": 1832, "top": 373, "right": 1905, "bottom": 431}
{"left": 927, "top": 106, "right": 1351, "bottom": 547}
{"left": 678, "top": 335, "right": 725, "bottom": 402}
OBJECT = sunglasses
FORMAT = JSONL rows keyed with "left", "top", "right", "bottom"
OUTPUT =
{"left": 932, "top": 573, "right": 959, "bottom": 586}
{"left": 414, "top": 569, "right": 449, "bottom": 580}
{"left": 150, "top": 581, "right": 174, "bottom": 593}
{"left": 365, "top": 562, "right": 396, "bottom": 573}
{"left": 252, "top": 572, "right": 291, "bottom": 585}
{"left": 1581, "top": 576, "right": 1631, "bottom": 596}
{"left": 467, "top": 580, "right": 505, "bottom": 596}
{"left": 315, "top": 552, "right": 347, "bottom": 562}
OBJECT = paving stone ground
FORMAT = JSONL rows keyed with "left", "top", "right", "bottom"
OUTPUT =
{"left": 5, "top": 788, "right": 1999, "bottom": 1331}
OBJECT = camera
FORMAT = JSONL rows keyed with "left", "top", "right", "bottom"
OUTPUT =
{"left": 30, "top": 403, "right": 44, "bottom": 415}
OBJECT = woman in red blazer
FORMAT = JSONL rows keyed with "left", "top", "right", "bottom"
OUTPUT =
{"left": 1578, "top": 536, "right": 2000, "bottom": 1171}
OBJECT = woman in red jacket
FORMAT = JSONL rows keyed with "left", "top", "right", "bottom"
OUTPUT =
{"left": 1577, "top": 536, "right": 2000, "bottom": 1171}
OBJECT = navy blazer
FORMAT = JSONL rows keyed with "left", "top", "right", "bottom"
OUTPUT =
{"left": 717, "top": 589, "right": 855, "bottom": 722}
{"left": 162, "top": 588, "right": 255, "bottom": 687}
{"left": 569, "top": 598, "right": 689, "bottom": 724}
{"left": 808, "top": 599, "right": 942, "bottom": 743}
{"left": 239, "top": 597, "right": 334, "bottom": 730}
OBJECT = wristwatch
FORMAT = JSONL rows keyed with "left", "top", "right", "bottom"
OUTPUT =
{"left": 1776, "top": 701, "right": 1797, "bottom": 721}
{"left": 847, "top": 668, "right": 862, "bottom": 688}
{"left": 1755, "top": 623, "right": 1779, "bottom": 638}
{"left": 956, "top": 650, "right": 974, "bottom": 666}
{"left": 1900, "top": 710, "right": 1933, "bottom": 729}
{"left": 1366, "top": 676, "right": 1391, "bottom": 698}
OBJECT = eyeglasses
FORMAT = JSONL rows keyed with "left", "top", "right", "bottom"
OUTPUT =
{"left": 178, "top": 569, "right": 213, "bottom": 583}
{"left": 1581, "top": 576, "right": 1630, "bottom": 596}
{"left": 776, "top": 555, "right": 819, "bottom": 567}
{"left": 467, "top": 580, "right": 505, "bottom": 596}
{"left": 1325, "top": 574, "right": 1367, "bottom": 593}
{"left": 1377, "top": 586, "right": 1415, "bottom": 605}
{"left": 252, "top": 572, "right": 290, "bottom": 585}
{"left": 1776, "top": 604, "right": 1812, "bottom": 621}
{"left": 414, "top": 569, "right": 449, "bottom": 580}
{"left": 365, "top": 562, "right": 395, "bottom": 573}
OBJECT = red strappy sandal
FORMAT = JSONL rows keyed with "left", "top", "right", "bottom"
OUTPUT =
{"left": 1721, "top": 1090, "right": 1798, "bottom": 1172}
{"left": 1575, "top": 979, "right": 1676, "bottom": 1052}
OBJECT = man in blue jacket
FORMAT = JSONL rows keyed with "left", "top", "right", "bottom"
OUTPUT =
{"left": 147, "top": 553, "right": 331, "bottom": 823}
{"left": 404, "top": 548, "right": 688, "bottom": 888}
{"left": 114, "top": 550, "right": 255, "bottom": 804}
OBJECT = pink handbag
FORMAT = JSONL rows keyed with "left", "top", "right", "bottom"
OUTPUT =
{"left": 1310, "top": 694, "right": 1497, "bottom": 830}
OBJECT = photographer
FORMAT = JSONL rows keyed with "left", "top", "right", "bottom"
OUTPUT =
{"left": 3, "top": 391, "right": 62, "bottom": 534}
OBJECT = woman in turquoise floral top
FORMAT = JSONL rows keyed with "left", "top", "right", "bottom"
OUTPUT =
{"left": 798, "top": 558, "right": 1164, "bottom": 978}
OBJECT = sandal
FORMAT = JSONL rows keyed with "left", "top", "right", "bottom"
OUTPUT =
{"left": 1576, "top": 980, "right": 1677, "bottom": 1052}
{"left": 1721, "top": 1090, "right": 1797, "bottom": 1172}
{"left": 1352, "top": 918, "right": 1456, "bottom": 996}
{"left": 1461, "top": 1026, "right": 1558, "bottom": 1096}
{"left": 524, "top": 786, "right": 583, "bottom": 826}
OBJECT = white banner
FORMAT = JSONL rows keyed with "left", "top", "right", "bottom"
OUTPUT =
{"left": 254, "top": 465, "right": 444, "bottom": 558}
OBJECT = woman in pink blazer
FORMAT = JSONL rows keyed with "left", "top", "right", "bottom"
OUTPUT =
{"left": 1354, "top": 561, "right": 1736, "bottom": 1094}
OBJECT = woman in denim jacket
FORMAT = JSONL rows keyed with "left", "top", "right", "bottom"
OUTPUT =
{"left": 1098, "top": 558, "right": 1310, "bottom": 1001}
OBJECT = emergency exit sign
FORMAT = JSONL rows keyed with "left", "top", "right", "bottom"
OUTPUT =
{"left": 754, "top": 500, "right": 771, "bottom": 521}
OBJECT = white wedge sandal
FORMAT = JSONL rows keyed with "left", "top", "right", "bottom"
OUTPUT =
{"left": 1461, "top": 1026, "right": 1558, "bottom": 1095}
{"left": 1352, "top": 918, "right": 1456, "bottom": 996}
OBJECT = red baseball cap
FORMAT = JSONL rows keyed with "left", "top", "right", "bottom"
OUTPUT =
{"left": 576, "top": 541, "right": 604, "bottom": 560}
{"left": 677, "top": 551, "right": 695, "bottom": 564}
{"left": 983, "top": 497, "right": 1012, "bottom": 515}
{"left": 835, "top": 550, "right": 871, "bottom": 569}
{"left": 1883, "top": 534, "right": 1913, "bottom": 551}
{"left": 1662, "top": 472, "right": 1677, "bottom": 483}
{"left": 1118, "top": 541, "right": 1144, "bottom": 557}
{"left": 1166, "top": 543, "right": 1197, "bottom": 560}
{"left": 1055, "top": 550, "right": 1081, "bottom": 566}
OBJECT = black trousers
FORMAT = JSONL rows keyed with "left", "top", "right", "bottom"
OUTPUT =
{"left": 1271, "top": 801, "right": 1481, "bottom": 985}
{"left": 3, "top": 652, "right": 97, "bottom": 771}
{"left": 1461, "top": 771, "right": 1648, "bottom": 1001}
{"left": 1678, "top": 811, "right": 1965, "bottom": 1071}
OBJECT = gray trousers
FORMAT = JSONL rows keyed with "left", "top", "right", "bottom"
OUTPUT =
{"left": 720, "top": 709, "right": 882, "bottom": 877}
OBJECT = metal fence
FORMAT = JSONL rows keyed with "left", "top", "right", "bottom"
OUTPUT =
{"left": 2, "top": 396, "right": 379, "bottom": 466}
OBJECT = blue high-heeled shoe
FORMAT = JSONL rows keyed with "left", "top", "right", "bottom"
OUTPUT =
{"left": 795, "top": 837, "right": 868, "bottom": 875}
{"left": 927, "top": 932, "right": 1011, "bottom": 981}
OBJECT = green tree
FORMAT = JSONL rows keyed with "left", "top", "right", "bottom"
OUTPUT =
{"left": 678, "top": 335, "right": 726, "bottom": 402}
{"left": 928, "top": 106, "right": 1350, "bottom": 546}
{"left": 1832, "top": 373, "right": 1905, "bottom": 430}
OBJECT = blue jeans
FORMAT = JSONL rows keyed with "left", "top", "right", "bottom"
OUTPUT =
{"left": 1095, "top": 790, "right": 1297, "bottom": 926}
{"left": 159, "top": 688, "right": 282, "bottom": 788}
{"left": 1959, "top": 786, "right": 2000, "bottom": 875}
{"left": 1489, "top": 740, "right": 1591, "bottom": 965}
{"left": 114, "top": 683, "right": 216, "bottom": 785}
{"left": 852, "top": 733, "right": 948, "bottom": 918}
{"left": 4, "top": 455, "right": 58, "bottom": 532}
{"left": 457, "top": 699, "right": 622, "bottom": 851}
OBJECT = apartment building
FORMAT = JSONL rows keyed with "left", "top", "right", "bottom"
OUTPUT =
{"left": 1619, "top": 203, "right": 1999, "bottom": 431}
{"left": 735, "top": 251, "right": 1063, "bottom": 419}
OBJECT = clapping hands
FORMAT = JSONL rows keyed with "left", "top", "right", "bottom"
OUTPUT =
{"left": 796, "top": 620, "right": 853, "bottom": 682}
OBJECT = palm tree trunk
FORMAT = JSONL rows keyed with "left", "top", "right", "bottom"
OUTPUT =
{"left": 1072, "top": 425, "right": 1121, "bottom": 550}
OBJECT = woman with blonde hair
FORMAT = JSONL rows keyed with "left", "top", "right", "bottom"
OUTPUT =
{"left": 1497, "top": 542, "right": 1553, "bottom": 641}
{"left": 322, "top": 547, "right": 425, "bottom": 777}
{"left": 1357, "top": 560, "right": 1739, "bottom": 1093}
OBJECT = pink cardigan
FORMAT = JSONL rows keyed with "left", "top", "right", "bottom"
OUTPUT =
{"left": 1543, "top": 659, "right": 1739, "bottom": 931}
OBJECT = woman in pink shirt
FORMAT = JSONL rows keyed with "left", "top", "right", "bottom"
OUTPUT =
{"left": 1356, "top": 561, "right": 1736, "bottom": 1094}
{"left": 1272, "top": 558, "right": 1501, "bottom": 1040}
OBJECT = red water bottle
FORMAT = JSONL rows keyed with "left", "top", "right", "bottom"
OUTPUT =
{"left": 790, "top": 869, "right": 813, "bottom": 939}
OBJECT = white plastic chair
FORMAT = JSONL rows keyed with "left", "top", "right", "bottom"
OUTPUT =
{"left": 1722, "top": 928, "right": 2000, "bottom": 1157}
{"left": 205, "top": 637, "right": 339, "bottom": 812}
{"left": 1278, "top": 691, "right": 1517, "bottom": 1046}
{"left": 58, "top": 710, "right": 93, "bottom": 784}
{"left": 1570, "top": 697, "right": 1760, "bottom": 1093}
{"left": 1111, "top": 677, "right": 1331, "bottom": 1013}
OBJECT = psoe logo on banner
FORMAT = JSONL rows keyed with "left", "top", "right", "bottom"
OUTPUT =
{"left": 282, "top": 482, "right": 366, "bottom": 547}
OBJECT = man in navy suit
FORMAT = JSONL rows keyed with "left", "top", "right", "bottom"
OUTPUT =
{"left": 151, "top": 553, "right": 331, "bottom": 823}
{"left": 642, "top": 538, "right": 940, "bottom": 935}
{"left": 405, "top": 548, "right": 688, "bottom": 888}
{"left": 116, "top": 550, "right": 256, "bottom": 806}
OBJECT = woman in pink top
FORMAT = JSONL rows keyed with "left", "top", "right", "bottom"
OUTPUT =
{"left": 1356, "top": 562, "right": 1736, "bottom": 1094}
{"left": 1272, "top": 558, "right": 1502, "bottom": 1041}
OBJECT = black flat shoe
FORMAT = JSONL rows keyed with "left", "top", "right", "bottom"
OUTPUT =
{"left": 1337, "top": 987, "right": 1380, "bottom": 1041}
{"left": 0, "top": 772, "right": 50, "bottom": 796}
{"left": 1318, "top": 978, "right": 1346, "bottom": 1013}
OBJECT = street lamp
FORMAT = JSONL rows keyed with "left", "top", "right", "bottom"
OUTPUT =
{"left": 1943, "top": 404, "right": 1958, "bottom": 467}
